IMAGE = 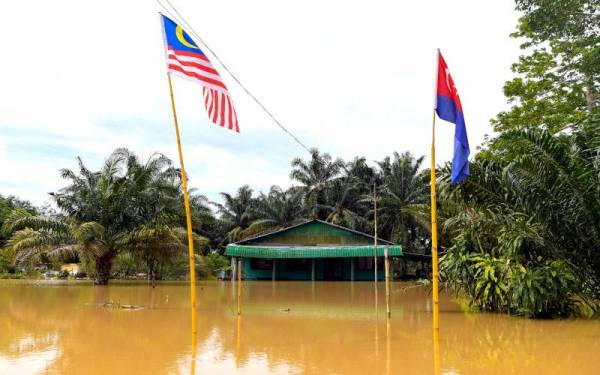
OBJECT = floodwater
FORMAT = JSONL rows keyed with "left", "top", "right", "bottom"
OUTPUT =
{"left": 0, "top": 280, "right": 598, "bottom": 375}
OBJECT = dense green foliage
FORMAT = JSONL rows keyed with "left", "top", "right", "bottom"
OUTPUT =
{"left": 440, "top": 126, "right": 599, "bottom": 317}
{"left": 441, "top": 0, "right": 599, "bottom": 318}
{"left": 0, "top": 195, "right": 38, "bottom": 274}
{"left": 0, "top": 195, "right": 35, "bottom": 245}
{"left": 493, "top": 0, "right": 599, "bottom": 133}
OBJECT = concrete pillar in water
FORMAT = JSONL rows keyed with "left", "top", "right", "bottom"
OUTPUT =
{"left": 311, "top": 259, "right": 316, "bottom": 281}
{"left": 272, "top": 259, "right": 276, "bottom": 281}
{"left": 350, "top": 258, "right": 355, "bottom": 281}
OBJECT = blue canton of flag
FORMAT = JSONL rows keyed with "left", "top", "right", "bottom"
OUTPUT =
{"left": 161, "top": 14, "right": 239, "bottom": 132}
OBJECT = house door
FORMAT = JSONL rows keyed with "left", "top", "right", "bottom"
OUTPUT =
{"left": 323, "top": 258, "right": 344, "bottom": 280}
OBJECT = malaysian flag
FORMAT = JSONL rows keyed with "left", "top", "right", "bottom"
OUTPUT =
{"left": 161, "top": 14, "right": 239, "bottom": 133}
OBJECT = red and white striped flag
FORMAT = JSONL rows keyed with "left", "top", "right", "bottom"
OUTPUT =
{"left": 162, "top": 15, "right": 239, "bottom": 133}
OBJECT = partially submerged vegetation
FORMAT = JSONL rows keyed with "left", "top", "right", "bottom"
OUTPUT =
{"left": 440, "top": 0, "right": 599, "bottom": 318}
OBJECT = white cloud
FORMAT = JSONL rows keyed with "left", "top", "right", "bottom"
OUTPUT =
{"left": 0, "top": 0, "right": 521, "bottom": 206}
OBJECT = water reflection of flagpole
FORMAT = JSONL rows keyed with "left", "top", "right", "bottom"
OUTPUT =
{"left": 235, "top": 314, "right": 242, "bottom": 369}
{"left": 374, "top": 284, "right": 379, "bottom": 374}
{"left": 386, "top": 318, "right": 391, "bottom": 375}
{"left": 190, "top": 330, "right": 197, "bottom": 375}
{"left": 433, "top": 326, "right": 441, "bottom": 375}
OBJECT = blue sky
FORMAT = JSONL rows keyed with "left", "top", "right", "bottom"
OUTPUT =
{"left": 0, "top": 0, "right": 522, "bottom": 206}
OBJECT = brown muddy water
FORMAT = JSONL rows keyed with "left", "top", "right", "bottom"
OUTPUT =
{"left": 0, "top": 280, "right": 598, "bottom": 375}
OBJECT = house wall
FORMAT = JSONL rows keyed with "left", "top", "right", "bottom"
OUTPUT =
{"left": 243, "top": 221, "right": 375, "bottom": 246}
{"left": 241, "top": 257, "right": 388, "bottom": 281}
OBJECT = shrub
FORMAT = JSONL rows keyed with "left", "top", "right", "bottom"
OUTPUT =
{"left": 201, "top": 253, "right": 230, "bottom": 278}
{"left": 0, "top": 248, "right": 15, "bottom": 273}
{"left": 441, "top": 242, "right": 598, "bottom": 318}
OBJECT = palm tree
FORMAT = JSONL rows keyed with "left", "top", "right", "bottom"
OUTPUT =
{"left": 3, "top": 148, "right": 188, "bottom": 285}
{"left": 120, "top": 224, "right": 207, "bottom": 287}
{"left": 318, "top": 157, "right": 374, "bottom": 230}
{"left": 320, "top": 177, "right": 362, "bottom": 229}
{"left": 244, "top": 186, "right": 307, "bottom": 237}
{"left": 373, "top": 151, "right": 429, "bottom": 249}
{"left": 290, "top": 148, "right": 344, "bottom": 219}
{"left": 213, "top": 185, "right": 255, "bottom": 242}
{"left": 345, "top": 156, "right": 377, "bottom": 193}
{"left": 188, "top": 191, "right": 223, "bottom": 253}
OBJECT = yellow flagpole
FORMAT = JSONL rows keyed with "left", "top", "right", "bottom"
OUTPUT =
{"left": 431, "top": 48, "right": 442, "bottom": 375}
{"left": 430, "top": 108, "right": 439, "bottom": 332}
{"left": 167, "top": 73, "right": 197, "bottom": 336}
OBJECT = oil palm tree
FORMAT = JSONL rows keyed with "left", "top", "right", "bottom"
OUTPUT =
{"left": 121, "top": 224, "right": 207, "bottom": 287}
{"left": 319, "top": 157, "right": 375, "bottom": 231}
{"left": 213, "top": 185, "right": 255, "bottom": 242}
{"left": 3, "top": 148, "right": 187, "bottom": 285}
{"left": 373, "top": 151, "right": 429, "bottom": 249}
{"left": 188, "top": 191, "right": 223, "bottom": 253}
{"left": 290, "top": 148, "right": 344, "bottom": 219}
{"left": 243, "top": 186, "right": 307, "bottom": 237}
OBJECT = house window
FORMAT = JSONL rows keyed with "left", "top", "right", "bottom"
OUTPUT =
{"left": 285, "top": 259, "right": 310, "bottom": 271}
{"left": 250, "top": 258, "right": 273, "bottom": 270}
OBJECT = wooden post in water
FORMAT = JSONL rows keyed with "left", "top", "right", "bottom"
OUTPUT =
{"left": 232, "top": 257, "right": 237, "bottom": 281}
{"left": 373, "top": 182, "right": 378, "bottom": 283}
{"left": 237, "top": 258, "right": 242, "bottom": 315}
{"left": 311, "top": 259, "right": 316, "bottom": 281}
{"left": 350, "top": 258, "right": 355, "bottom": 281}
{"left": 272, "top": 259, "right": 276, "bottom": 281}
{"left": 384, "top": 246, "right": 391, "bottom": 318}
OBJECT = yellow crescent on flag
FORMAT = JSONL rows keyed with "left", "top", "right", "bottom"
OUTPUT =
{"left": 175, "top": 25, "right": 199, "bottom": 49}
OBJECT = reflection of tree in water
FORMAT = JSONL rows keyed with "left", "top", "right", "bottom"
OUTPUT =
{"left": 439, "top": 313, "right": 600, "bottom": 374}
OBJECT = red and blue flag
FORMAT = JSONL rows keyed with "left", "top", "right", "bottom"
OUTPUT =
{"left": 435, "top": 51, "right": 469, "bottom": 183}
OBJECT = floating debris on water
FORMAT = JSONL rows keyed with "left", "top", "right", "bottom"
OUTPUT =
{"left": 98, "top": 301, "right": 145, "bottom": 310}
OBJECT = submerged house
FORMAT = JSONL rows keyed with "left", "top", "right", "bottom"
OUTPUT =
{"left": 225, "top": 220, "right": 402, "bottom": 281}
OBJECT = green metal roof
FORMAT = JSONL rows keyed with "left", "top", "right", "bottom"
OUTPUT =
{"left": 225, "top": 244, "right": 402, "bottom": 258}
